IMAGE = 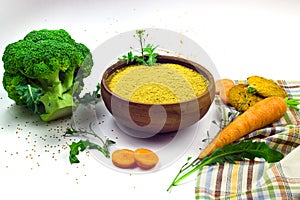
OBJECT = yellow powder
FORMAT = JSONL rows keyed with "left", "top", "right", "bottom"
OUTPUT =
{"left": 107, "top": 63, "right": 209, "bottom": 104}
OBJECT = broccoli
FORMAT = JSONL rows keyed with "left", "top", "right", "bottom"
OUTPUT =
{"left": 2, "top": 29, "right": 93, "bottom": 121}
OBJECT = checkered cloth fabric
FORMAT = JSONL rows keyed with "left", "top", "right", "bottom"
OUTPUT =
{"left": 195, "top": 80, "right": 300, "bottom": 200}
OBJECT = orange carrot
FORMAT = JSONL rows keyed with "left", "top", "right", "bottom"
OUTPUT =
{"left": 215, "top": 79, "right": 235, "bottom": 104}
{"left": 199, "top": 96, "right": 287, "bottom": 159}
{"left": 112, "top": 149, "right": 136, "bottom": 168}
{"left": 134, "top": 148, "right": 159, "bottom": 169}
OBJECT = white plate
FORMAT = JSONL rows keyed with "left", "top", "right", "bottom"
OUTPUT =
{"left": 72, "top": 28, "right": 220, "bottom": 174}
{"left": 72, "top": 100, "right": 218, "bottom": 174}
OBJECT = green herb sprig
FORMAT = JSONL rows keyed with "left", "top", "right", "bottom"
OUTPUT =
{"left": 167, "top": 140, "right": 284, "bottom": 192}
{"left": 64, "top": 123, "right": 115, "bottom": 164}
{"left": 76, "top": 83, "right": 101, "bottom": 104}
{"left": 118, "top": 30, "right": 159, "bottom": 66}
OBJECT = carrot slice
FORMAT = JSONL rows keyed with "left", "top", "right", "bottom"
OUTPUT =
{"left": 112, "top": 149, "right": 136, "bottom": 168}
{"left": 134, "top": 148, "right": 159, "bottom": 170}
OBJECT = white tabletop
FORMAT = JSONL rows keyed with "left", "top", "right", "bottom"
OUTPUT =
{"left": 1, "top": 0, "right": 300, "bottom": 199}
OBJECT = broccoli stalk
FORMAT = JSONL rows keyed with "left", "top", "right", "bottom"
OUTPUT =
{"left": 2, "top": 29, "right": 93, "bottom": 121}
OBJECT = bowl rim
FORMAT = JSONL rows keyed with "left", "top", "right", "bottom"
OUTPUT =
{"left": 101, "top": 55, "right": 215, "bottom": 106}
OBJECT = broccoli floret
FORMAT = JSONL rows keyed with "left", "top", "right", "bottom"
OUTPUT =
{"left": 2, "top": 29, "right": 93, "bottom": 121}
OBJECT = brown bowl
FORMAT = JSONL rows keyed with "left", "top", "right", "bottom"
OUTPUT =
{"left": 100, "top": 55, "right": 215, "bottom": 136}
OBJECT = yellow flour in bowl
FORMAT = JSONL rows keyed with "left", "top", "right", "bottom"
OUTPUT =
{"left": 106, "top": 63, "right": 209, "bottom": 104}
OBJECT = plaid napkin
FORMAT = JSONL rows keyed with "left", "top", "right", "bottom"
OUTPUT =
{"left": 195, "top": 80, "right": 300, "bottom": 199}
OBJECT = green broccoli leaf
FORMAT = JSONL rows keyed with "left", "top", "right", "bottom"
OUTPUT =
{"left": 16, "top": 84, "right": 42, "bottom": 114}
{"left": 167, "top": 140, "right": 284, "bottom": 191}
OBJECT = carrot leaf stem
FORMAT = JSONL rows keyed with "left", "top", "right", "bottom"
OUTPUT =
{"left": 167, "top": 140, "right": 284, "bottom": 192}
{"left": 285, "top": 97, "right": 300, "bottom": 111}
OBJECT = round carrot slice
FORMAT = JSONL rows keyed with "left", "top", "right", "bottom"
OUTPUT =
{"left": 134, "top": 148, "right": 159, "bottom": 170}
{"left": 112, "top": 149, "right": 135, "bottom": 169}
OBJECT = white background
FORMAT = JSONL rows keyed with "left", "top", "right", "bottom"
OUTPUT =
{"left": 1, "top": 0, "right": 300, "bottom": 199}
